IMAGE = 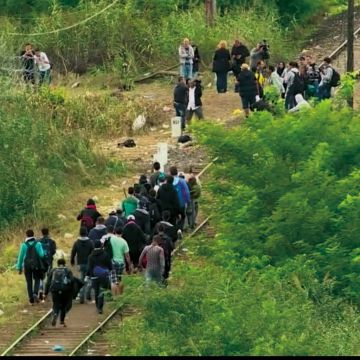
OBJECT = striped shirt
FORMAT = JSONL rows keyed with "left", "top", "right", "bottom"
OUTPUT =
{"left": 139, "top": 245, "right": 165, "bottom": 274}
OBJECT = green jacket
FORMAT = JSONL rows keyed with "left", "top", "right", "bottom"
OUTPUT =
{"left": 189, "top": 183, "right": 201, "bottom": 200}
{"left": 16, "top": 238, "right": 45, "bottom": 271}
{"left": 121, "top": 196, "right": 139, "bottom": 217}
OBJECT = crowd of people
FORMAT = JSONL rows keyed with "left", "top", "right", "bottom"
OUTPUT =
{"left": 176, "top": 37, "right": 340, "bottom": 121}
{"left": 15, "top": 162, "right": 201, "bottom": 326}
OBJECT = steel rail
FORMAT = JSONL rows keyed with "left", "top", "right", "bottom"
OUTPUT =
{"left": 68, "top": 304, "right": 124, "bottom": 356}
{"left": 0, "top": 309, "right": 53, "bottom": 356}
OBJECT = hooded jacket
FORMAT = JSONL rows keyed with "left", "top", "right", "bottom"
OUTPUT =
{"left": 134, "top": 208, "right": 151, "bottom": 235}
{"left": 77, "top": 205, "right": 101, "bottom": 229}
{"left": 88, "top": 224, "right": 108, "bottom": 244}
{"left": 285, "top": 68, "right": 300, "bottom": 96}
{"left": 157, "top": 183, "right": 181, "bottom": 216}
{"left": 70, "top": 237, "right": 94, "bottom": 266}
{"left": 87, "top": 248, "right": 112, "bottom": 277}
{"left": 288, "top": 94, "right": 311, "bottom": 113}
{"left": 16, "top": 237, "right": 45, "bottom": 271}
{"left": 173, "top": 176, "right": 191, "bottom": 209}
{"left": 122, "top": 220, "right": 147, "bottom": 254}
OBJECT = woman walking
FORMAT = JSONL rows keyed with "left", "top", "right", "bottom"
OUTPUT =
{"left": 212, "top": 40, "right": 231, "bottom": 93}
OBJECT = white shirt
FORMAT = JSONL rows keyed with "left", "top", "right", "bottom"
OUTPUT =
{"left": 187, "top": 87, "right": 198, "bottom": 110}
{"left": 34, "top": 52, "right": 51, "bottom": 72}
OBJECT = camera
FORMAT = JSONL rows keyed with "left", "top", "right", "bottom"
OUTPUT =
{"left": 260, "top": 40, "right": 270, "bottom": 60}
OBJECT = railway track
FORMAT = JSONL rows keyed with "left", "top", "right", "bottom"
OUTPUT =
{"left": 0, "top": 158, "right": 217, "bottom": 357}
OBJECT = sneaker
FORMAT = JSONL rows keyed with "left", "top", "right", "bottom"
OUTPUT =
{"left": 33, "top": 294, "right": 40, "bottom": 303}
{"left": 51, "top": 317, "right": 57, "bottom": 327}
{"left": 177, "top": 229, "right": 183, "bottom": 240}
{"left": 60, "top": 322, "right": 66, "bottom": 327}
{"left": 97, "top": 309, "right": 103, "bottom": 314}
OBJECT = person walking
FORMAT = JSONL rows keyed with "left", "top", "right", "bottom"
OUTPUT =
{"left": 34, "top": 48, "right": 51, "bottom": 85}
{"left": 236, "top": 63, "right": 258, "bottom": 118}
{"left": 186, "top": 175, "right": 201, "bottom": 229}
{"left": 179, "top": 38, "right": 194, "bottom": 80}
{"left": 87, "top": 240, "right": 112, "bottom": 314}
{"left": 138, "top": 235, "right": 165, "bottom": 286}
{"left": 121, "top": 187, "right": 139, "bottom": 217}
{"left": 184, "top": 79, "right": 203, "bottom": 127}
{"left": 109, "top": 227, "right": 131, "bottom": 296}
{"left": 38, "top": 228, "right": 57, "bottom": 302}
{"left": 169, "top": 166, "right": 191, "bottom": 232}
{"left": 191, "top": 43, "right": 201, "bottom": 79}
{"left": 77, "top": 199, "right": 102, "bottom": 233}
{"left": 16, "top": 230, "right": 45, "bottom": 305}
{"left": 157, "top": 224, "right": 174, "bottom": 281}
{"left": 122, "top": 215, "right": 148, "bottom": 269}
{"left": 156, "top": 175, "right": 181, "bottom": 226}
{"left": 173, "top": 77, "right": 189, "bottom": 131}
{"left": 231, "top": 40, "right": 250, "bottom": 78}
{"left": 212, "top": 40, "right": 231, "bottom": 93}
{"left": 45, "top": 258, "right": 74, "bottom": 327}
{"left": 70, "top": 227, "right": 94, "bottom": 304}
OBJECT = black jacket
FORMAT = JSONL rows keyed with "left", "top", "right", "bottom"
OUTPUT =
{"left": 134, "top": 209, "right": 151, "bottom": 235}
{"left": 153, "top": 221, "right": 178, "bottom": 243}
{"left": 104, "top": 214, "right": 126, "bottom": 230}
{"left": 39, "top": 236, "right": 57, "bottom": 266}
{"left": 212, "top": 48, "right": 231, "bottom": 73}
{"left": 70, "top": 237, "right": 94, "bottom": 266}
{"left": 192, "top": 44, "right": 201, "bottom": 72}
{"left": 157, "top": 183, "right": 181, "bottom": 217}
{"left": 174, "top": 83, "right": 189, "bottom": 105}
{"left": 237, "top": 70, "right": 258, "bottom": 98}
{"left": 87, "top": 249, "right": 112, "bottom": 277}
{"left": 122, "top": 221, "right": 147, "bottom": 254}
{"left": 231, "top": 45, "right": 250, "bottom": 64}
{"left": 188, "top": 83, "right": 203, "bottom": 107}
{"left": 77, "top": 206, "right": 102, "bottom": 231}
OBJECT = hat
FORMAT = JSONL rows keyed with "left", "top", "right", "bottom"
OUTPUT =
{"left": 241, "top": 63, "right": 249, "bottom": 70}
{"left": 127, "top": 215, "right": 135, "bottom": 221}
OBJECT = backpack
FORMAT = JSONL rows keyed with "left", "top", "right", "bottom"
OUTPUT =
{"left": 50, "top": 267, "right": 72, "bottom": 293}
{"left": 290, "top": 71, "right": 305, "bottom": 95}
{"left": 149, "top": 201, "right": 161, "bottom": 225}
{"left": 24, "top": 241, "right": 44, "bottom": 271}
{"left": 103, "top": 236, "right": 113, "bottom": 259}
{"left": 40, "top": 239, "right": 51, "bottom": 268}
{"left": 81, "top": 214, "right": 94, "bottom": 229}
{"left": 93, "top": 265, "right": 110, "bottom": 278}
{"left": 118, "top": 139, "right": 136, "bottom": 148}
{"left": 329, "top": 68, "right": 341, "bottom": 87}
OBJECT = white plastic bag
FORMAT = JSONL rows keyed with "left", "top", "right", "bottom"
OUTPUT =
{"left": 132, "top": 114, "right": 146, "bottom": 131}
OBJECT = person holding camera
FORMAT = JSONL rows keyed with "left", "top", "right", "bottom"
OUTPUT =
{"left": 250, "top": 41, "right": 269, "bottom": 69}
{"left": 179, "top": 38, "right": 195, "bottom": 80}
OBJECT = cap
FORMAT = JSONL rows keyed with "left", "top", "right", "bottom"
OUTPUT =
{"left": 127, "top": 215, "right": 135, "bottom": 221}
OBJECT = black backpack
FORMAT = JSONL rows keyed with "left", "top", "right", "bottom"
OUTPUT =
{"left": 24, "top": 241, "right": 44, "bottom": 271}
{"left": 50, "top": 267, "right": 72, "bottom": 293}
{"left": 330, "top": 68, "right": 341, "bottom": 87}
{"left": 118, "top": 139, "right": 136, "bottom": 148}
{"left": 40, "top": 239, "right": 53, "bottom": 269}
{"left": 149, "top": 202, "right": 161, "bottom": 225}
{"left": 103, "top": 236, "right": 113, "bottom": 259}
{"left": 290, "top": 71, "right": 305, "bottom": 95}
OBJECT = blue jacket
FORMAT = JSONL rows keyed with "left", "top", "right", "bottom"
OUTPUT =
{"left": 173, "top": 176, "right": 191, "bottom": 208}
{"left": 16, "top": 238, "right": 45, "bottom": 270}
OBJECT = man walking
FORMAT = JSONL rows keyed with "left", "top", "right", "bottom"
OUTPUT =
{"left": 16, "top": 230, "right": 45, "bottom": 305}
{"left": 173, "top": 77, "right": 188, "bottom": 131}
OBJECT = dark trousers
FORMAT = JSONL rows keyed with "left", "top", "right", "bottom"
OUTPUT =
{"left": 24, "top": 269, "right": 41, "bottom": 303}
{"left": 318, "top": 84, "right": 331, "bottom": 100}
{"left": 92, "top": 277, "right": 111, "bottom": 312}
{"left": 285, "top": 93, "right": 296, "bottom": 111}
{"left": 79, "top": 264, "right": 91, "bottom": 302}
{"left": 185, "top": 107, "right": 204, "bottom": 124}
{"left": 177, "top": 207, "right": 186, "bottom": 231}
{"left": 174, "top": 102, "right": 187, "bottom": 130}
{"left": 216, "top": 72, "right": 228, "bottom": 93}
{"left": 164, "top": 256, "right": 172, "bottom": 279}
{"left": 52, "top": 291, "right": 72, "bottom": 323}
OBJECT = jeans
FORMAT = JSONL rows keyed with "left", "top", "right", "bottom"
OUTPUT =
{"left": 92, "top": 276, "right": 111, "bottom": 312}
{"left": 39, "top": 70, "right": 51, "bottom": 85}
{"left": 79, "top": 264, "right": 91, "bottom": 302}
{"left": 285, "top": 93, "right": 296, "bottom": 111}
{"left": 186, "top": 200, "right": 199, "bottom": 229}
{"left": 185, "top": 107, "right": 204, "bottom": 124}
{"left": 216, "top": 72, "right": 228, "bottom": 93}
{"left": 24, "top": 269, "right": 41, "bottom": 303}
{"left": 318, "top": 84, "right": 331, "bottom": 100}
{"left": 180, "top": 63, "right": 193, "bottom": 80}
{"left": 174, "top": 102, "right": 187, "bottom": 129}
{"left": 52, "top": 291, "right": 72, "bottom": 323}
